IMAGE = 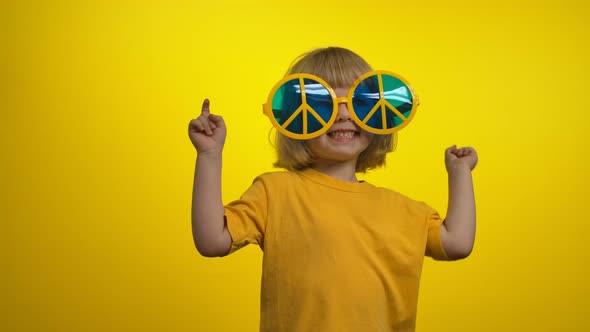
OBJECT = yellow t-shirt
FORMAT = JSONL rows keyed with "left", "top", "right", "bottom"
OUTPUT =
{"left": 224, "top": 168, "right": 448, "bottom": 332}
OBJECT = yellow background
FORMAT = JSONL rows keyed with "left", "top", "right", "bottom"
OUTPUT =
{"left": 2, "top": 0, "right": 589, "bottom": 331}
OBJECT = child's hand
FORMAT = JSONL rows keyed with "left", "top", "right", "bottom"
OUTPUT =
{"left": 445, "top": 145, "right": 478, "bottom": 173}
{"left": 188, "top": 99, "right": 226, "bottom": 155}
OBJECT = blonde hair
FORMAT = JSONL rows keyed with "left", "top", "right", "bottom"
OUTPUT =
{"left": 273, "top": 46, "right": 397, "bottom": 173}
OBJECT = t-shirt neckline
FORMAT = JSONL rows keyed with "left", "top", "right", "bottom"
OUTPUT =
{"left": 297, "top": 168, "right": 374, "bottom": 193}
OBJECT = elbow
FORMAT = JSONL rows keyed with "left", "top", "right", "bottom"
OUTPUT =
{"left": 195, "top": 243, "right": 228, "bottom": 257}
{"left": 193, "top": 235, "right": 230, "bottom": 257}
{"left": 444, "top": 243, "right": 473, "bottom": 260}
{"left": 197, "top": 249, "right": 225, "bottom": 258}
{"left": 191, "top": 218, "right": 232, "bottom": 257}
{"left": 440, "top": 224, "right": 475, "bottom": 260}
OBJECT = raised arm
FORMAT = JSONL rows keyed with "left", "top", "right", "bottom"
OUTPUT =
{"left": 188, "top": 99, "right": 232, "bottom": 257}
{"left": 440, "top": 145, "right": 478, "bottom": 260}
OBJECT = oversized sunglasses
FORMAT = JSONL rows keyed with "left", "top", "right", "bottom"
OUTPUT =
{"left": 263, "top": 70, "right": 420, "bottom": 140}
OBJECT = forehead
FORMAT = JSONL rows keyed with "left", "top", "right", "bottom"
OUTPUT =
{"left": 314, "top": 66, "right": 367, "bottom": 90}
{"left": 333, "top": 87, "right": 350, "bottom": 97}
{"left": 291, "top": 56, "right": 371, "bottom": 89}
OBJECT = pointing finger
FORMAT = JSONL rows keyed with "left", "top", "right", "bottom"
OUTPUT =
{"left": 201, "top": 98, "right": 210, "bottom": 116}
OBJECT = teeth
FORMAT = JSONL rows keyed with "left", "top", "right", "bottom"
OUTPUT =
{"left": 330, "top": 131, "right": 355, "bottom": 138}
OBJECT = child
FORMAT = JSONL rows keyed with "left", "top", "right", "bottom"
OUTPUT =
{"left": 189, "top": 47, "right": 478, "bottom": 332}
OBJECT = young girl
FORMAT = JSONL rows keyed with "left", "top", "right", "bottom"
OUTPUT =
{"left": 189, "top": 47, "right": 478, "bottom": 332}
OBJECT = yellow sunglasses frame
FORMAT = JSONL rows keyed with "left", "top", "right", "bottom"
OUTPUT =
{"left": 263, "top": 70, "right": 420, "bottom": 140}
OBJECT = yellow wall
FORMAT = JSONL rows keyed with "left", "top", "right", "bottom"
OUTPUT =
{"left": 2, "top": 0, "right": 589, "bottom": 331}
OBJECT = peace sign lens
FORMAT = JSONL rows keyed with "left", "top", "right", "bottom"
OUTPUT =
{"left": 268, "top": 75, "right": 337, "bottom": 139}
{"left": 350, "top": 71, "right": 417, "bottom": 134}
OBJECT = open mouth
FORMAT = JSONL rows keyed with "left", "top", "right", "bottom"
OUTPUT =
{"left": 327, "top": 130, "right": 359, "bottom": 139}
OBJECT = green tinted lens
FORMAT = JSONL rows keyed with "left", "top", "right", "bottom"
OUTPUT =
{"left": 271, "top": 78, "right": 301, "bottom": 130}
{"left": 381, "top": 74, "right": 413, "bottom": 127}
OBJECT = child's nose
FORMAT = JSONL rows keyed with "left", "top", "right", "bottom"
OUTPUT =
{"left": 336, "top": 101, "right": 352, "bottom": 122}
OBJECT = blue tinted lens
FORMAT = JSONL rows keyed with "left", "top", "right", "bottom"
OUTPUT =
{"left": 271, "top": 77, "right": 333, "bottom": 135}
{"left": 352, "top": 77, "right": 380, "bottom": 128}
{"left": 352, "top": 74, "right": 413, "bottom": 129}
{"left": 303, "top": 78, "right": 333, "bottom": 133}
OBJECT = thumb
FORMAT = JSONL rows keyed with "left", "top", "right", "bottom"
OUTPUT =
{"left": 445, "top": 145, "right": 458, "bottom": 161}
{"left": 445, "top": 145, "right": 457, "bottom": 155}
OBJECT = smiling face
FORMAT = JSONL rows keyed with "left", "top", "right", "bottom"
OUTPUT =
{"left": 273, "top": 47, "right": 394, "bottom": 173}
{"left": 306, "top": 87, "right": 373, "bottom": 166}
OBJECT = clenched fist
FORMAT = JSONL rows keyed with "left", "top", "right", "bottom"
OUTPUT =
{"left": 445, "top": 145, "right": 478, "bottom": 173}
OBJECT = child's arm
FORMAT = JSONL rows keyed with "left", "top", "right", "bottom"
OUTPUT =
{"left": 188, "top": 99, "right": 232, "bottom": 257}
{"left": 440, "top": 145, "right": 478, "bottom": 260}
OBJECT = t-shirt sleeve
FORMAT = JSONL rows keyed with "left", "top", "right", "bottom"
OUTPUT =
{"left": 224, "top": 176, "right": 268, "bottom": 254}
{"left": 424, "top": 207, "right": 449, "bottom": 260}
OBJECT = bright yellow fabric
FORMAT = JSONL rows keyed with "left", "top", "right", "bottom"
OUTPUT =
{"left": 224, "top": 168, "right": 447, "bottom": 332}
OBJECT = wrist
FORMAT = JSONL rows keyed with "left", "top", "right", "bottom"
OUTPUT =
{"left": 446, "top": 164, "right": 472, "bottom": 175}
{"left": 197, "top": 150, "right": 223, "bottom": 161}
